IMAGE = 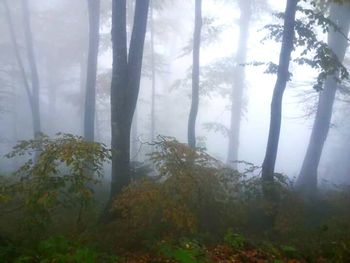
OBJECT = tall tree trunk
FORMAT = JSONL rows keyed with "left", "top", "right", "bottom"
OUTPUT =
{"left": 84, "top": 0, "right": 100, "bottom": 141}
{"left": 110, "top": 0, "right": 150, "bottom": 201}
{"left": 188, "top": 0, "right": 202, "bottom": 149}
{"left": 150, "top": 0, "right": 156, "bottom": 142}
{"left": 21, "top": 0, "right": 41, "bottom": 138}
{"left": 261, "top": 0, "right": 298, "bottom": 182}
{"left": 227, "top": 0, "right": 252, "bottom": 168}
{"left": 296, "top": 2, "right": 350, "bottom": 192}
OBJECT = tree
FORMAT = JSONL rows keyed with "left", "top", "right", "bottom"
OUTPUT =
{"left": 21, "top": 0, "right": 41, "bottom": 138}
{"left": 227, "top": 0, "right": 252, "bottom": 168}
{"left": 3, "top": 0, "right": 41, "bottom": 139}
{"left": 109, "top": 0, "right": 150, "bottom": 201}
{"left": 296, "top": 1, "right": 350, "bottom": 192}
{"left": 150, "top": 0, "right": 156, "bottom": 142}
{"left": 261, "top": 0, "right": 298, "bottom": 182}
{"left": 83, "top": 0, "right": 100, "bottom": 142}
{"left": 188, "top": 0, "right": 202, "bottom": 149}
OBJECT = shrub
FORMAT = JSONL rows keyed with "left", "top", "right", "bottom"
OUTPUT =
{"left": 0, "top": 133, "right": 111, "bottom": 239}
{"left": 112, "top": 137, "right": 247, "bottom": 247}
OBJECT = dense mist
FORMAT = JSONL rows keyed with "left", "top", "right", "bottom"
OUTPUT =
{"left": 1, "top": 0, "right": 350, "bottom": 262}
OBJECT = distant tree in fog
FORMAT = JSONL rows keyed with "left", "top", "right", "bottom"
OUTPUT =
{"left": 227, "top": 0, "right": 252, "bottom": 168}
{"left": 188, "top": 0, "right": 202, "bottom": 149}
{"left": 21, "top": 0, "right": 41, "bottom": 138}
{"left": 84, "top": 0, "right": 100, "bottom": 142}
{"left": 150, "top": 0, "right": 156, "bottom": 142}
{"left": 3, "top": 0, "right": 41, "bottom": 139}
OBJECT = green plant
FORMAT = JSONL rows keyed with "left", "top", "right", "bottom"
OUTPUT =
{"left": 224, "top": 229, "right": 245, "bottom": 249}
{"left": 280, "top": 245, "right": 299, "bottom": 259}
{"left": 158, "top": 239, "right": 206, "bottom": 263}
{"left": 1, "top": 235, "right": 118, "bottom": 263}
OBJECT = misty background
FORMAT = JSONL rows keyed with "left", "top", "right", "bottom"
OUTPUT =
{"left": 0, "top": 0, "right": 348, "bottom": 183}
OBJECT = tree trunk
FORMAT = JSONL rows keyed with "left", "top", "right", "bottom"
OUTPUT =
{"left": 84, "top": 0, "right": 100, "bottom": 142}
{"left": 227, "top": 0, "right": 252, "bottom": 168}
{"left": 188, "top": 0, "right": 202, "bottom": 149}
{"left": 150, "top": 0, "right": 156, "bottom": 142}
{"left": 110, "top": 0, "right": 150, "bottom": 201}
{"left": 296, "top": 2, "right": 350, "bottom": 192}
{"left": 261, "top": 0, "right": 298, "bottom": 182}
{"left": 21, "top": 0, "right": 41, "bottom": 138}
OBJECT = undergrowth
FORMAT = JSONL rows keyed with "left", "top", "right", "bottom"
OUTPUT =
{"left": 1, "top": 134, "right": 350, "bottom": 262}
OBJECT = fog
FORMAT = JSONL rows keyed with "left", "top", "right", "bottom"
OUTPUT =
{"left": 0, "top": 0, "right": 349, "bottom": 184}
{"left": 2, "top": 0, "right": 350, "bottom": 261}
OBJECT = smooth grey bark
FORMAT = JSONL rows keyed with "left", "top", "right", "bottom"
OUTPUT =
{"left": 188, "top": 0, "right": 202, "bottom": 149}
{"left": 227, "top": 0, "right": 252, "bottom": 168}
{"left": 110, "top": 0, "right": 150, "bottom": 200}
{"left": 21, "top": 0, "right": 41, "bottom": 138}
{"left": 296, "top": 2, "right": 350, "bottom": 192}
{"left": 84, "top": 0, "right": 100, "bottom": 141}
{"left": 150, "top": 0, "right": 156, "bottom": 142}
{"left": 262, "top": 0, "right": 298, "bottom": 182}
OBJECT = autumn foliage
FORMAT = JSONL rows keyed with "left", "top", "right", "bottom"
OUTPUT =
{"left": 1, "top": 135, "right": 350, "bottom": 262}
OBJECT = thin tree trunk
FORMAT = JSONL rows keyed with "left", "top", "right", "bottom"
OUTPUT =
{"left": 150, "top": 0, "right": 156, "bottom": 142}
{"left": 110, "top": 0, "right": 150, "bottom": 201}
{"left": 84, "top": 0, "right": 100, "bottom": 142}
{"left": 188, "top": 0, "right": 202, "bottom": 149}
{"left": 227, "top": 0, "right": 252, "bottom": 168}
{"left": 261, "top": 0, "right": 298, "bottom": 182}
{"left": 21, "top": 0, "right": 41, "bottom": 138}
{"left": 296, "top": 2, "right": 350, "bottom": 192}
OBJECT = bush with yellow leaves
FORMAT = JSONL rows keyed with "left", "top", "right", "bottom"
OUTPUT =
{"left": 111, "top": 137, "right": 243, "bottom": 247}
